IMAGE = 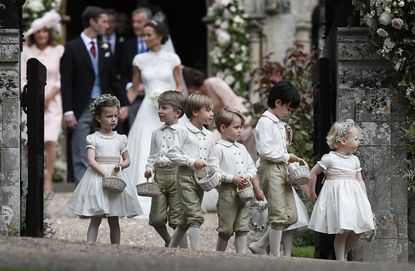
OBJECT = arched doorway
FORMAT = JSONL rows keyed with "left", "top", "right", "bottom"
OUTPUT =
{"left": 64, "top": 0, "right": 207, "bottom": 74}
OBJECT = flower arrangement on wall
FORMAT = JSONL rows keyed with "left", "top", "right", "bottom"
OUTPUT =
{"left": 207, "top": 0, "right": 251, "bottom": 98}
{"left": 352, "top": 0, "right": 415, "bottom": 190}
{"left": 22, "top": 0, "right": 62, "bottom": 32}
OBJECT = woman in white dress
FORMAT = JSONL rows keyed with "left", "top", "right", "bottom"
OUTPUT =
{"left": 308, "top": 119, "right": 374, "bottom": 261}
{"left": 126, "top": 21, "right": 184, "bottom": 216}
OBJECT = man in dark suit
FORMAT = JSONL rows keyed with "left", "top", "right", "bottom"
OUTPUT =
{"left": 117, "top": 7, "right": 152, "bottom": 133}
{"left": 61, "top": 6, "right": 129, "bottom": 185}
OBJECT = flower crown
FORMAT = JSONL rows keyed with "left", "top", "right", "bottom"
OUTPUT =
{"left": 335, "top": 119, "right": 355, "bottom": 143}
{"left": 90, "top": 94, "right": 120, "bottom": 117}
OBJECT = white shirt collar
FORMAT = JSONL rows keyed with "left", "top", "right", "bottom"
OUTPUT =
{"left": 217, "top": 139, "right": 238, "bottom": 148}
{"left": 262, "top": 110, "right": 282, "bottom": 124}
{"left": 161, "top": 123, "right": 179, "bottom": 131}
{"left": 80, "top": 32, "right": 97, "bottom": 49}
{"left": 185, "top": 121, "right": 208, "bottom": 135}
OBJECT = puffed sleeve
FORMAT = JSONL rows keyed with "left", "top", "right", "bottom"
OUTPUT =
{"left": 86, "top": 134, "right": 96, "bottom": 149}
{"left": 317, "top": 153, "right": 332, "bottom": 171}
{"left": 355, "top": 156, "right": 362, "bottom": 172}
{"left": 170, "top": 53, "right": 181, "bottom": 67}
{"left": 132, "top": 54, "right": 144, "bottom": 69}
{"left": 119, "top": 134, "right": 128, "bottom": 154}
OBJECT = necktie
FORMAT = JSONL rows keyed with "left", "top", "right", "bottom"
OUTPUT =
{"left": 139, "top": 37, "right": 146, "bottom": 54}
{"left": 90, "top": 41, "right": 96, "bottom": 57}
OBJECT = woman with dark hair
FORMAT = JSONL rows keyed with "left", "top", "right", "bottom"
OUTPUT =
{"left": 126, "top": 21, "right": 185, "bottom": 216}
{"left": 21, "top": 10, "right": 64, "bottom": 199}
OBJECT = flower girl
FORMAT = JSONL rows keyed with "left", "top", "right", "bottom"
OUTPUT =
{"left": 66, "top": 94, "right": 142, "bottom": 244}
{"left": 308, "top": 119, "right": 374, "bottom": 260}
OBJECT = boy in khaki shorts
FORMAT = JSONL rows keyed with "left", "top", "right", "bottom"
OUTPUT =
{"left": 249, "top": 81, "right": 301, "bottom": 256}
{"left": 167, "top": 93, "right": 218, "bottom": 251}
{"left": 145, "top": 91, "right": 186, "bottom": 247}
{"left": 212, "top": 107, "right": 257, "bottom": 254}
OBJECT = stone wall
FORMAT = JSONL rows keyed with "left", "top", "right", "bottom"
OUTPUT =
{"left": 335, "top": 27, "right": 408, "bottom": 262}
{"left": 0, "top": 29, "right": 21, "bottom": 236}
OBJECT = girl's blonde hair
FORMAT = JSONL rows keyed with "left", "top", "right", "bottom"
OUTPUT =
{"left": 184, "top": 93, "right": 213, "bottom": 119}
{"left": 326, "top": 119, "right": 356, "bottom": 150}
{"left": 215, "top": 106, "right": 245, "bottom": 132}
{"left": 90, "top": 94, "right": 120, "bottom": 127}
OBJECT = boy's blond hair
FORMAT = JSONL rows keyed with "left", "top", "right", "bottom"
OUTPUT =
{"left": 215, "top": 106, "right": 245, "bottom": 133}
{"left": 184, "top": 93, "right": 214, "bottom": 119}
{"left": 326, "top": 119, "right": 356, "bottom": 150}
{"left": 158, "top": 90, "right": 185, "bottom": 117}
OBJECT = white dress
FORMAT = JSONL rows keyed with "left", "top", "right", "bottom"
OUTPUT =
{"left": 126, "top": 50, "right": 181, "bottom": 216}
{"left": 66, "top": 132, "right": 142, "bottom": 217}
{"left": 308, "top": 151, "right": 375, "bottom": 234}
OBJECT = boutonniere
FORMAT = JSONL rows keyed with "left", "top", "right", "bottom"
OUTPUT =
{"left": 101, "top": 43, "right": 109, "bottom": 50}
{"left": 104, "top": 52, "right": 111, "bottom": 57}
{"left": 118, "top": 37, "right": 125, "bottom": 43}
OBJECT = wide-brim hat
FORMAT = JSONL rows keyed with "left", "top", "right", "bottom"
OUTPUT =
{"left": 25, "top": 9, "right": 61, "bottom": 37}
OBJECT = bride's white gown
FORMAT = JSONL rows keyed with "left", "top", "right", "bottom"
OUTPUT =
{"left": 126, "top": 50, "right": 181, "bottom": 217}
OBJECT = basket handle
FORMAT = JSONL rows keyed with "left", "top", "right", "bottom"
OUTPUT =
{"left": 298, "top": 158, "right": 308, "bottom": 166}
{"left": 236, "top": 180, "right": 252, "bottom": 192}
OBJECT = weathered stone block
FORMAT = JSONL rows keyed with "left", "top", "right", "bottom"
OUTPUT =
{"left": 0, "top": 68, "right": 20, "bottom": 98}
{"left": 375, "top": 213, "right": 398, "bottom": 239}
{"left": 0, "top": 44, "right": 19, "bottom": 63}
{"left": 390, "top": 122, "right": 407, "bottom": 146}
{"left": 356, "top": 92, "right": 390, "bottom": 122}
{"left": 0, "top": 148, "right": 19, "bottom": 186}
{"left": 1, "top": 186, "right": 20, "bottom": 236}
{"left": 0, "top": 30, "right": 19, "bottom": 43}
{"left": 354, "top": 238, "right": 399, "bottom": 263}
{"left": 359, "top": 122, "right": 390, "bottom": 146}
{"left": 374, "top": 179, "right": 392, "bottom": 214}
{"left": 1, "top": 98, "right": 19, "bottom": 148}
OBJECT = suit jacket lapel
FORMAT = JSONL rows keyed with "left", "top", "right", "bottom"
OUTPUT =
{"left": 77, "top": 37, "right": 93, "bottom": 71}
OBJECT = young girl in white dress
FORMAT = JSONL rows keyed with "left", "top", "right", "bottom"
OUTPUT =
{"left": 66, "top": 94, "right": 142, "bottom": 244}
{"left": 308, "top": 119, "right": 374, "bottom": 261}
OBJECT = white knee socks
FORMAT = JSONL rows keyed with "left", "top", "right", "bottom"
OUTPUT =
{"left": 87, "top": 216, "right": 102, "bottom": 243}
{"left": 281, "top": 230, "right": 293, "bottom": 256}
{"left": 179, "top": 232, "right": 188, "bottom": 248}
{"left": 269, "top": 228, "right": 283, "bottom": 256}
{"left": 235, "top": 236, "right": 247, "bottom": 254}
{"left": 216, "top": 236, "right": 228, "bottom": 251}
{"left": 169, "top": 227, "right": 187, "bottom": 248}
{"left": 188, "top": 227, "right": 201, "bottom": 251}
{"left": 334, "top": 233, "right": 348, "bottom": 261}
{"left": 154, "top": 225, "right": 171, "bottom": 247}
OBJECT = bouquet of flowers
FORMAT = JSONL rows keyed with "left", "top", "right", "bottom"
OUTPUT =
{"left": 149, "top": 90, "right": 165, "bottom": 107}
{"left": 207, "top": 0, "right": 251, "bottom": 98}
{"left": 352, "top": 0, "right": 415, "bottom": 110}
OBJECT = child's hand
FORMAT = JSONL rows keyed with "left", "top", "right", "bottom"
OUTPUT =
{"left": 233, "top": 175, "right": 246, "bottom": 186}
{"left": 144, "top": 170, "right": 152, "bottom": 179}
{"left": 113, "top": 165, "right": 122, "bottom": 174}
{"left": 255, "top": 190, "right": 265, "bottom": 201}
{"left": 288, "top": 154, "right": 299, "bottom": 163}
{"left": 309, "top": 192, "right": 317, "bottom": 204}
{"left": 194, "top": 160, "right": 207, "bottom": 170}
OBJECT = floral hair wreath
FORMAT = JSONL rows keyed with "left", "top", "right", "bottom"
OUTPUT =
{"left": 90, "top": 94, "right": 120, "bottom": 117}
{"left": 335, "top": 119, "right": 355, "bottom": 143}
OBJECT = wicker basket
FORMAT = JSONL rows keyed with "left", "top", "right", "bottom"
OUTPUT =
{"left": 102, "top": 176, "right": 126, "bottom": 193}
{"left": 287, "top": 159, "right": 310, "bottom": 186}
{"left": 136, "top": 178, "right": 161, "bottom": 197}
{"left": 196, "top": 167, "right": 219, "bottom": 192}
{"left": 237, "top": 181, "right": 254, "bottom": 202}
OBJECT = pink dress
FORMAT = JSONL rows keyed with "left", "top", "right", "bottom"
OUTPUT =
{"left": 21, "top": 44, "right": 64, "bottom": 143}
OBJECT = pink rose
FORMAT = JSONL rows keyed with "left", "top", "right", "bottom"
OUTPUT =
{"left": 391, "top": 18, "right": 404, "bottom": 30}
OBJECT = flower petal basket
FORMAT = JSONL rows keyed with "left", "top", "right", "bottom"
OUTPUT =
{"left": 102, "top": 176, "right": 126, "bottom": 193}
{"left": 237, "top": 181, "right": 254, "bottom": 202}
{"left": 196, "top": 167, "right": 220, "bottom": 192}
{"left": 287, "top": 159, "right": 310, "bottom": 186}
{"left": 136, "top": 178, "right": 161, "bottom": 197}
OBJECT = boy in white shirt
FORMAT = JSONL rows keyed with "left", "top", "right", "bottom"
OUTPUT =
{"left": 249, "top": 81, "right": 301, "bottom": 256}
{"left": 167, "top": 93, "right": 217, "bottom": 250}
{"left": 213, "top": 107, "right": 256, "bottom": 254}
{"left": 144, "top": 90, "right": 186, "bottom": 247}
